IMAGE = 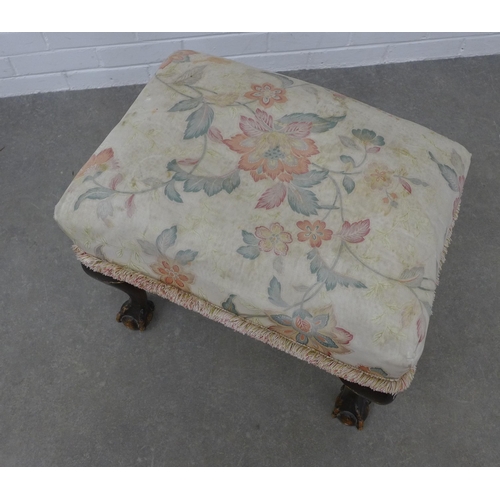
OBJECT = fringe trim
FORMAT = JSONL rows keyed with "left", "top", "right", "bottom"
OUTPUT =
{"left": 437, "top": 198, "right": 462, "bottom": 281}
{"left": 73, "top": 245, "right": 415, "bottom": 395}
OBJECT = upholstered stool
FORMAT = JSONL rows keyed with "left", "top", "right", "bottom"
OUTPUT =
{"left": 55, "top": 50, "right": 470, "bottom": 429}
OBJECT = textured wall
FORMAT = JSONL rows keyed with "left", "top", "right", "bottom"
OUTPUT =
{"left": 1, "top": 32, "right": 499, "bottom": 97}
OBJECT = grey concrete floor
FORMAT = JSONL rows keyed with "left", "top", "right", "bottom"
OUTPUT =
{"left": 1, "top": 55, "right": 499, "bottom": 467}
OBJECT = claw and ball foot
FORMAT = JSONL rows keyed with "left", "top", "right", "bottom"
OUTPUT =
{"left": 81, "top": 264, "right": 399, "bottom": 428}
{"left": 333, "top": 384, "right": 371, "bottom": 430}
{"left": 333, "top": 378, "right": 396, "bottom": 430}
{"left": 116, "top": 297, "right": 155, "bottom": 331}
{"left": 81, "top": 264, "right": 155, "bottom": 331}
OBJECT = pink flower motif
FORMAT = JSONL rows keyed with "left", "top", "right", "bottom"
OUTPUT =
{"left": 244, "top": 82, "right": 288, "bottom": 108}
{"left": 364, "top": 163, "right": 394, "bottom": 190}
{"left": 296, "top": 220, "right": 333, "bottom": 248}
{"left": 337, "top": 219, "right": 371, "bottom": 243}
{"left": 269, "top": 306, "right": 353, "bottom": 355}
{"left": 255, "top": 223, "right": 292, "bottom": 256}
{"left": 75, "top": 147, "right": 116, "bottom": 179}
{"left": 152, "top": 259, "right": 194, "bottom": 291}
{"left": 224, "top": 109, "right": 319, "bottom": 182}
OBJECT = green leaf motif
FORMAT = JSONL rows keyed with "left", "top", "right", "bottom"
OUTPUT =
{"left": 308, "top": 250, "right": 365, "bottom": 290}
{"left": 279, "top": 113, "right": 345, "bottom": 133}
{"left": 83, "top": 171, "right": 103, "bottom": 183}
{"left": 438, "top": 163, "right": 460, "bottom": 192}
{"left": 184, "top": 104, "right": 214, "bottom": 140}
{"left": 317, "top": 267, "right": 338, "bottom": 291}
{"left": 167, "top": 160, "right": 180, "bottom": 171}
{"left": 222, "top": 295, "right": 239, "bottom": 315}
{"left": 175, "top": 249, "right": 198, "bottom": 265}
{"left": 340, "top": 155, "right": 355, "bottom": 165}
{"left": 167, "top": 160, "right": 189, "bottom": 181}
{"left": 168, "top": 97, "right": 203, "bottom": 112}
{"left": 339, "top": 135, "right": 360, "bottom": 150}
{"left": 352, "top": 128, "right": 375, "bottom": 141}
{"left": 137, "top": 239, "right": 160, "bottom": 257}
{"left": 342, "top": 175, "right": 355, "bottom": 194}
{"left": 168, "top": 161, "right": 240, "bottom": 199}
{"left": 313, "top": 334, "right": 338, "bottom": 348}
{"left": 406, "top": 177, "right": 429, "bottom": 187}
{"left": 201, "top": 177, "right": 225, "bottom": 197}
{"left": 270, "top": 314, "right": 293, "bottom": 326}
{"left": 222, "top": 170, "right": 240, "bottom": 194}
{"left": 334, "top": 272, "right": 367, "bottom": 289}
{"left": 287, "top": 185, "right": 319, "bottom": 216}
{"left": 183, "top": 172, "right": 240, "bottom": 197}
{"left": 268, "top": 277, "right": 289, "bottom": 308}
{"left": 307, "top": 249, "right": 323, "bottom": 274}
{"left": 352, "top": 129, "right": 385, "bottom": 146}
{"left": 237, "top": 245, "right": 260, "bottom": 260}
{"left": 317, "top": 267, "right": 366, "bottom": 291}
{"left": 370, "top": 367, "right": 389, "bottom": 377}
{"left": 295, "top": 333, "right": 309, "bottom": 345}
{"left": 174, "top": 65, "right": 207, "bottom": 85}
{"left": 318, "top": 115, "right": 346, "bottom": 133}
{"left": 156, "top": 226, "right": 177, "bottom": 256}
{"left": 182, "top": 176, "right": 205, "bottom": 193}
{"left": 74, "top": 187, "right": 113, "bottom": 210}
{"left": 164, "top": 180, "right": 183, "bottom": 203}
{"left": 291, "top": 169, "right": 328, "bottom": 188}
{"left": 429, "top": 151, "right": 459, "bottom": 191}
{"left": 242, "top": 230, "right": 258, "bottom": 245}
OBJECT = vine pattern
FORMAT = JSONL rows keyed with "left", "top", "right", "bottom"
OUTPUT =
{"left": 72, "top": 51, "right": 465, "bottom": 364}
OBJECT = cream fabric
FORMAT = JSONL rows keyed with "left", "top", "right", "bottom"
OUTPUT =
{"left": 55, "top": 51, "right": 470, "bottom": 387}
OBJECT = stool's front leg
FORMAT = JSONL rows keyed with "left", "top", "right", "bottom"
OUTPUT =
{"left": 333, "top": 379, "right": 396, "bottom": 430}
{"left": 81, "top": 264, "right": 155, "bottom": 331}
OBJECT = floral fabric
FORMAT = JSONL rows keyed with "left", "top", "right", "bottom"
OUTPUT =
{"left": 55, "top": 50, "right": 471, "bottom": 390}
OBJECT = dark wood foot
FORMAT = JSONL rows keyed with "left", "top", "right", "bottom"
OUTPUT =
{"left": 333, "top": 384, "right": 371, "bottom": 430}
{"left": 333, "top": 379, "right": 396, "bottom": 430}
{"left": 81, "top": 264, "right": 155, "bottom": 331}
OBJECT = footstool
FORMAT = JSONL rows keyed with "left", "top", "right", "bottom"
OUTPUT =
{"left": 54, "top": 50, "right": 471, "bottom": 429}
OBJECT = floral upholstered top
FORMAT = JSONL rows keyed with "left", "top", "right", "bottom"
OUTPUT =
{"left": 55, "top": 50, "right": 471, "bottom": 393}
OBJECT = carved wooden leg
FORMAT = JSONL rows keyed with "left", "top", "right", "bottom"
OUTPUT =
{"left": 333, "top": 378, "right": 396, "bottom": 430}
{"left": 81, "top": 264, "right": 155, "bottom": 331}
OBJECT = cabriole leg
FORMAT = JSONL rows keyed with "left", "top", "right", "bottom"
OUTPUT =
{"left": 81, "top": 264, "right": 155, "bottom": 331}
{"left": 333, "top": 378, "right": 396, "bottom": 430}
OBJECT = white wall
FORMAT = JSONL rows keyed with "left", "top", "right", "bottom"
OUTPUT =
{"left": 1, "top": 32, "right": 499, "bottom": 97}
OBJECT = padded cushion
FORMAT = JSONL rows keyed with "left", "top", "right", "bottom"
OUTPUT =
{"left": 55, "top": 50, "right": 470, "bottom": 394}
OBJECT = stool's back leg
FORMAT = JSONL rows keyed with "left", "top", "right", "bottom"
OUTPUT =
{"left": 333, "top": 379, "right": 397, "bottom": 430}
{"left": 81, "top": 264, "right": 155, "bottom": 331}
